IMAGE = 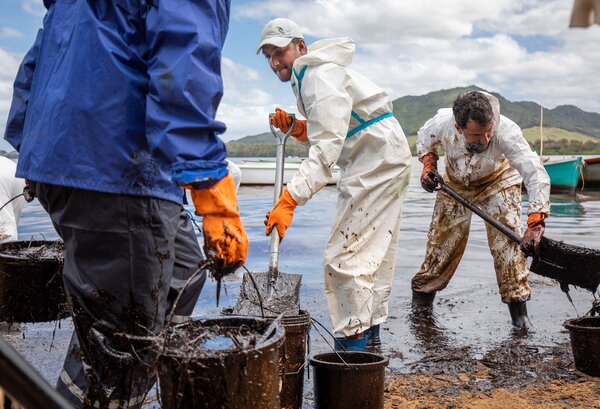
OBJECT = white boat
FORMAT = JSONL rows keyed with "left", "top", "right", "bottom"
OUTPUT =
{"left": 237, "top": 159, "right": 341, "bottom": 185}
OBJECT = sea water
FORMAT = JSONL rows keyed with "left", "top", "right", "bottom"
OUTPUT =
{"left": 15, "top": 156, "right": 600, "bottom": 312}
{"left": 7, "top": 156, "right": 600, "bottom": 385}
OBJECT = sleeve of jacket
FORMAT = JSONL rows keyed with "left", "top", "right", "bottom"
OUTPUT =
{"left": 4, "top": 29, "right": 43, "bottom": 152}
{"left": 287, "top": 64, "right": 352, "bottom": 205}
{"left": 145, "top": 0, "right": 231, "bottom": 189}
{"left": 497, "top": 117, "right": 551, "bottom": 215}
{"left": 416, "top": 109, "right": 447, "bottom": 159}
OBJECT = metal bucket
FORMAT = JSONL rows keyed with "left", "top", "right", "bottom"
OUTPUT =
{"left": 222, "top": 309, "right": 311, "bottom": 409}
{"left": 157, "top": 316, "right": 284, "bottom": 409}
{"left": 309, "top": 352, "right": 388, "bottom": 409}
{"left": 564, "top": 316, "right": 600, "bottom": 376}
{"left": 0, "top": 240, "right": 68, "bottom": 323}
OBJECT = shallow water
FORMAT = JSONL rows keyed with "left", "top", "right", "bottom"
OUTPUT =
{"left": 5, "top": 156, "right": 600, "bottom": 406}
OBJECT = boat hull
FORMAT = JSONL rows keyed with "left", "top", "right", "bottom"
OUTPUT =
{"left": 581, "top": 157, "right": 600, "bottom": 188}
{"left": 238, "top": 160, "right": 340, "bottom": 185}
{"left": 543, "top": 157, "right": 583, "bottom": 195}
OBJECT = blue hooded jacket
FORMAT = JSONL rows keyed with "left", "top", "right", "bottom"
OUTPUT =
{"left": 4, "top": 0, "right": 231, "bottom": 203}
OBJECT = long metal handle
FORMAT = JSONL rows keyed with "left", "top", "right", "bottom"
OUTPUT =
{"left": 430, "top": 170, "right": 522, "bottom": 244}
{"left": 267, "top": 113, "right": 296, "bottom": 276}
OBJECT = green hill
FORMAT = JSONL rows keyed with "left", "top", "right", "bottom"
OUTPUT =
{"left": 226, "top": 132, "right": 309, "bottom": 157}
{"left": 393, "top": 85, "right": 600, "bottom": 137}
{"left": 233, "top": 132, "right": 277, "bottom": 145}
{"left": 228, "top": 85, "right": 600, "bottom": 156}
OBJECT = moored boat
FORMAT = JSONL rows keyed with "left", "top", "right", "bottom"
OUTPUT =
{"left": 543, "top": 156, "right": 583, "bottom": 194}
{"left": 237, "top": 159, "right": 341, "bottom": 185}
{"left": 581, "top": 157, "right": 600, "bottom": 188}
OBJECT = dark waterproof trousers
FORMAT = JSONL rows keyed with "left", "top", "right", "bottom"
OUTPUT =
{"left": 32, "top": 183, "right": 206, "bottom": 408}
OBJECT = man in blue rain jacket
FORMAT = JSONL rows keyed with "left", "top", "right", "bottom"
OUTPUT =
{"left": 4, "top": 1, "right": 248, "bottom": 407}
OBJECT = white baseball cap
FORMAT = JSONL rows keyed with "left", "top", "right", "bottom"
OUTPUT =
{"left": 256, "top": 18, "right": 304, "bottom": 54}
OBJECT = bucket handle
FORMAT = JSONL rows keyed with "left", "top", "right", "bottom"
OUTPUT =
{"left": 284, "top": 361, "right": 306, "bottom": 376}
{"left": 309, "top": 317, "right": 350, "bottom": 367}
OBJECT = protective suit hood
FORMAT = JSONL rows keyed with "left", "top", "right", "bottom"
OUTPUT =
{"left": 297, "top": 37, "right": 355, "bottom": 68}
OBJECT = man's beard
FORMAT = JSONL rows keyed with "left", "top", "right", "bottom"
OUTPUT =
{"left": 464, "top": 141, "right": 489, "bottom": 153}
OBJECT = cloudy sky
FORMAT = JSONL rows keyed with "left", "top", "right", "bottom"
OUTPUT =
{"left": 1, "top": 0, "right": 599, "bottom": 151}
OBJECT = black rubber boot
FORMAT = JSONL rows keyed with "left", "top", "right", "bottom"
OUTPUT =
{"left": 508, "top": 301, "right": 528, "bottom": 329}
{"left": 412, "top": 290, "right": 436, "bottom": 307}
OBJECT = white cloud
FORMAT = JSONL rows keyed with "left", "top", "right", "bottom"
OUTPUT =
{"left": 2, "top": 0, "right": 599, "bottom": 148}
{"left": 479, "top": 0, "right": 572, "bottom": 37}
{"left": 236, "top": 0, "right": 513, "bottom": 43}
{"left": 0, "top": 28, "right": 24, "bottom": 39}
{"left": 0, "top": 53, "right": 298, "bottom": 150}
{"left": 237, "top": 0, "right": 600, "bottom": 115}
{"left": 22, "top": 0, "right": 46, "bottom": 17}
{"left": 216, "top": 57, "right": 298, "bottom": 141}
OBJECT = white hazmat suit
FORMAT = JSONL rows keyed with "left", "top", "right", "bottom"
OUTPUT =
{"left": 0, "top": 157, "right": 25, "bottom": 242}
{"left": 287, "top": 37, "right": 412, "bottom": 337}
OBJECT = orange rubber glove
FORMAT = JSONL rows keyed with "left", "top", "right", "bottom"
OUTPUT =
{"left": 188, "top": 173, "right": 248, "bottom": 277}
{"left": 264, "top": 187, "right": 297, "bottom": 240}
{"left": 271, "top": 108, "right": 308, "bottom": 143}
{"left": 419, "top": 152, "right": 439, "bottom": 192}
{"left": 520, "top": 212, "right": 546, "bottom": 256}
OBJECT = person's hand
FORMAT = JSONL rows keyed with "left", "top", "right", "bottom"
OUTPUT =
{"left": 419, "top": 152, "right": 439, "bottom": 193}
{"left": 271, "top": 108, "right": 308, "bottom": 143}
{"left": 520, "top": 212, "right": 546, "bottom": 256}
{"left": 23, "top": 180, "right": 35, "bottom": 202}
{"left": 188, "top": 173, "right": 248, "bottom": 276}
{"left": 264, "top": 188, "right": 297, "bottom": 240}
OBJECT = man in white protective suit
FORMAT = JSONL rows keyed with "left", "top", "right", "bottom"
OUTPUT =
{"left": 257, "top": 18, "right": 412, "bottom": 351}
{"left": 411, "top": 90, "right": 551, "bottom": 329}
{"left": 0, "top": 157, "right": 26, "bottom": 242}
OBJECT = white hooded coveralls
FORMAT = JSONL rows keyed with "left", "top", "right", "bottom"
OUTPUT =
{"left": 0, "top": 157, "right": 25, "bottom": 242}
{"left": 412, "top": 93, "right": 551, "bottom": 302}
{"left": 287, "top": 37, "right": 412, "bottom": 337}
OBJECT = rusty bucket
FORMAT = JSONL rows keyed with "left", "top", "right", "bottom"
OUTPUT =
{"left": 157, "top": 316, "right": 284, "bottom": 409}
{"left": 0, "top": 240, "right": 68, "bottom": 323}
{"left": 278, "top": 311, "right": 311, "bottom": 409}
{"left": 221, "top": 308, "right": 311, "bottom": 409}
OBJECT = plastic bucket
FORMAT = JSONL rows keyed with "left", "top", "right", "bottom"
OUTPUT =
{"left": 222, "top": 308, "right": 311, "bottom": 409}
{"left": 564, "top": 316, "right": 600, "bottom": 376}
{"left": 157, "top": 316, "right": 284, "bottom": 409}
{"left": 0, "top": 240, "right": 68, "bottom": 323}
{"left": 309, "top": 352, "right": 388, "bottom": 409}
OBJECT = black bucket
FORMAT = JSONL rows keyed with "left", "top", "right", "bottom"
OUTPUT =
{"left": 157, "top": 316, "right": 284, "bottom": 409}
{"left": 0, "top": 240, "right": 68, "bottom": 323}
{"left": 309, "top": 352, "right": 389, "bottom": 409}
{"left": 222, "top": 308, "right": 311, "bottom": 409}
{"left": 564, "top": 316, "right": 600, "bottom": 376}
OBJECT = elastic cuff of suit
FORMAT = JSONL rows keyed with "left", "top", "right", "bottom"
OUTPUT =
{"left": 527, "top": 212, "right": 547, "bottom": 228}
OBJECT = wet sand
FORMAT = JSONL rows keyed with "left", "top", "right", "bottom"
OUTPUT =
{"left": 3, "top": 157, "right": 600, "bottom": 407}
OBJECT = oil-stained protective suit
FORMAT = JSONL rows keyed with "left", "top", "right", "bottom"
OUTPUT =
{"left": 412, "top": 93, "right": 551, "bottom": 303}
{"left": 288, "top": 37, "right": 412, "bottom": 337}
